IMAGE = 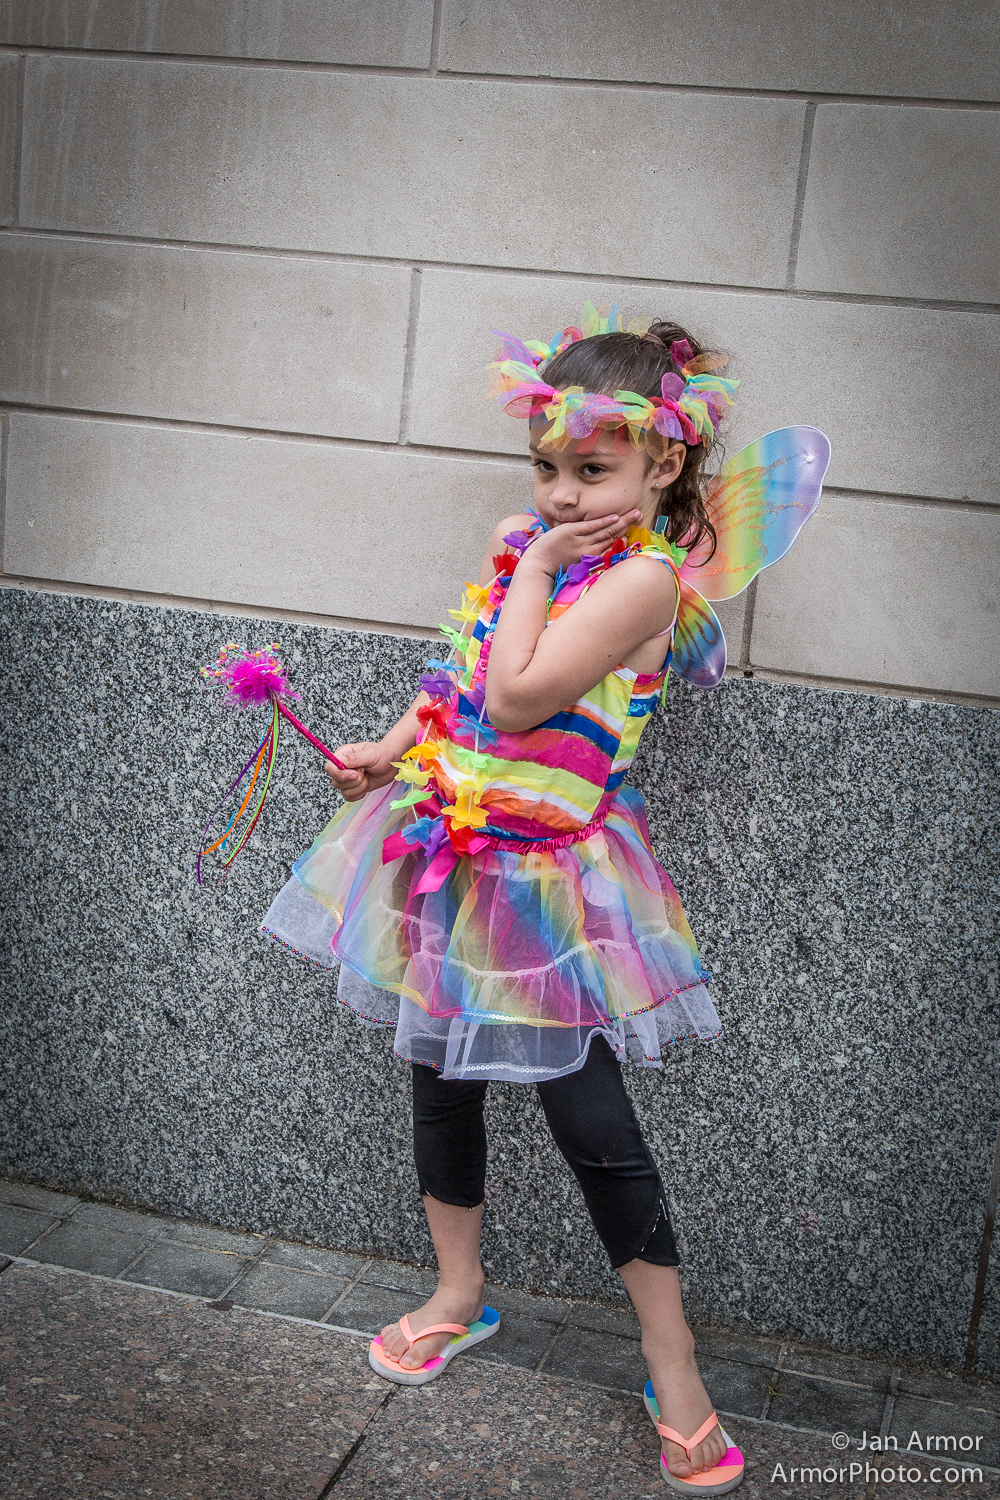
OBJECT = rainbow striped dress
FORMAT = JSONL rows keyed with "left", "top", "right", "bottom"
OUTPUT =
{"left": 262, "top": 515, "right": 721, "bottom": 1081}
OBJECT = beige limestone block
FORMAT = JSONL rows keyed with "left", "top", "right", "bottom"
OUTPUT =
{"left": 0, "top": 234, "right": 412, "bottom": 440}
{"left": 796, "top": 105, "right": 1000, "bottom": 303}
{"left": 750, "top": 494, "right": 1000, "bottom": 697}
{"left": 407, "top": 268, "right": 1000, "bottom": 503}
{"left": 438, "top": 0, "right": 1000, "bottom": 103}
{"left": 0, "top": 0, "right": 434, "bottom": 67}
{"left": 0, "top": 53, "right": 17, "bottom": 226}
{"left": 3, "top": 413, "right": 528, "bottom": 628}
{"left": 20, "top": 57, "right": 805, "bottom": 288}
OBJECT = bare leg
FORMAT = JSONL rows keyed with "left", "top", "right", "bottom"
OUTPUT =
{"left": 619, "top": 1260, "right": 728, "bottom": 1480}
{"left": 378, "top": 1196, "right": 486, "bottom": 1371}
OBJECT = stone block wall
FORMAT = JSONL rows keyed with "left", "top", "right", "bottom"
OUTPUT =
{"left": 0, "top": 3, "right": 997, "bottom": 1374}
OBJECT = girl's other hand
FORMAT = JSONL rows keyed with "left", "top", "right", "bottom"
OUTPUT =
{"left": 324, "top": 742, "right": 397, "bottom": 802}
{"left": 525, "top": 509, "right": 644, "bottom": 578}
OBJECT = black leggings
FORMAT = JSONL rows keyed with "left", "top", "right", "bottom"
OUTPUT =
{"left": 411, "top": 1036, "right": 678, "bottom": 1270}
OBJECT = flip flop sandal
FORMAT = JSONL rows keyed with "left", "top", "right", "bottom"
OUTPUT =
{"left": 644, "top": 1381, "right": 745, "bottom": 1494}
{"left": 369, "top": 1307, "right": 500, "bottom": 1386}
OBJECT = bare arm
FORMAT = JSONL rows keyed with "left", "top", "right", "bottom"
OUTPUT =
{"left": 323, "top": 693, "right": 431, "bottom": 802}
{"left": 325, "top": 506, "right": 666, "bottom": 798}
{"left": 485, "top": 519, "right": 678, "bottom": 733}
{"left": 322, "top": 514, "right": 533, "bottom": 802}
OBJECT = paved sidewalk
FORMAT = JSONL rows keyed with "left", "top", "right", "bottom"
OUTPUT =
{"left": 1, "top": 1179, "right": 997, "bottom": 1498}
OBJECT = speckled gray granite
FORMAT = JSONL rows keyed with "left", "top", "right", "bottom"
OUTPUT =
{"left": 1, "top": 590, "right": 997, "bottom": 1376}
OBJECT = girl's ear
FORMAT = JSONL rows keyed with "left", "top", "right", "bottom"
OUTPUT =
{"left": 651, "top": 441, "right": 686, "bottom": 490}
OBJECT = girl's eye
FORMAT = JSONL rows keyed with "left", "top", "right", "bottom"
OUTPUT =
{"left": 582, "top": 465, "right": 606, "bottom": 477}
{"left": 532, "top": 460, "right": 556, "bottom": 474}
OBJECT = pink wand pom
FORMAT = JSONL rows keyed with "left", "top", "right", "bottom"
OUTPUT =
{"left": 202, "top": 641, "right": 296, "bottom": 708}
{"left": 196, "top": 642, "right": 347, "bottom": 885}
{"left": 200, "top": 642, "right": 345, "bottom": 766}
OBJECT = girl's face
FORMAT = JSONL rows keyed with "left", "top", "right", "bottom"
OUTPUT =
{"left": 529, "top": 429, "right": 684, "bottom": 531}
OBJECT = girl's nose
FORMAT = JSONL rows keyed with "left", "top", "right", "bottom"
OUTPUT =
{"left": 549, "top": 475, "right": 579, "bottom": 509}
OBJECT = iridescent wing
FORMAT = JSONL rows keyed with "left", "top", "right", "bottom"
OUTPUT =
{"left": 680, "top": 426, "right": 830, "bottom": 601}
{"left": 672, "top": 577, "right": 727, "bottom": 690}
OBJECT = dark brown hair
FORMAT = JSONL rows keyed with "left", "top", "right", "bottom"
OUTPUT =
{"left": 541, "top": 320, "right": 723, "bottom": 555}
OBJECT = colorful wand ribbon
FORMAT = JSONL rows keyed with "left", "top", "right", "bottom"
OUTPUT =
{"left": 196, "top": 642, "right": 345, "bottom": 884}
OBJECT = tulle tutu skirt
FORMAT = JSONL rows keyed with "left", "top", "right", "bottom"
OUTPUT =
{"left": 261, "top": 779, "right": 721, "bottom": 1082}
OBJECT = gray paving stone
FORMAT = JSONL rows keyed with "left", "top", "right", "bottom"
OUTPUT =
{"left": 0, "top": 1180, "right": 80, "bottom": 1215}
{"left": 29, "top": 1221, "right": 154, "bottom": 1277}
{"left": 0, "top": 1204, "right": 58, "bottom": 1255}
{"left": 469, "top": 1312, "right": 556, "bottom": 1372}
{"left": 767, "top": 1371, "right": 887, "bottom": 1436}
{"left": 543, "top": 1324, "right": 649, "bottom": 1394}
{"left": 230, "top": 1261, "right": 349, "bottom": 1322}
{"left": 888, "top": 1395, "right": 1000, "bottom": 1470}
{"left": 483, "top": 1281, "right": 569, "bottom": 1325}
{"left": 125, "top": 1241, "right": 249, "bottom": 1299}
{"left": 567, "top": 1301, "right": 640, "bottom": 1339}
{"left": 896, "top": 1368, "right": 999, "bottom": 1410}
{"left": 700, "top": 1354, "right": 774, "bottom": 1419}
{"left": 330, "top": 1280, "right": 425, "bottom": 1336}
{"left": 165, "top": 1221, "right": 266, "bottom": 1256}
{"left": 71, "top": 1202, "right": 166, "bottom": 1237}
{"left": 264, "top": 1240, "right": 370, "bottom": 1280}
{"left": 782, "top": 1348, "right": 893, "bottom": 1392}
{"left": 361, "top": 1259, "right": 439, "bottom": 1295}
{"left": 694, "top": 1327, "right": 783, "bottom": 1370}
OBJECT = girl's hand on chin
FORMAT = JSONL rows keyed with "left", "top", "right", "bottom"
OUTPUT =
{"left": 525, "top": 510, "right": 644, "bottom": 577}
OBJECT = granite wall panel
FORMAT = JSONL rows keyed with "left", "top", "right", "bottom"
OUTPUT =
{"left": 0, "top": 0, "right": 435, "bottom": 68}
{"left": 0, "top": 234, "right": 413, "bottom": 439}
{"left": 408, "top": 269, "right": 1000, "bottom": 504}
{"left": 438, "top": 0, "right": 1000, "bottom": 102}
{"left": 3, "top": 413, "right": 525, "bottom": 627}
{"left": 0, "top": 53, "right": 18, "bottom": 226}
{"left": 19, "top": 57, "right": 806, "bottom": 287}
{"left": 750, "top": 495, "right": 1000, "bottom": 698}
{"left": 1, "top": 589, "right": 996, "bottom": 1373}
{"left": 796, "top": 105, "right": 1000, "bottom": 304}
{"left": 974, "top": 1197, "right": 1000, "bottom": 1381}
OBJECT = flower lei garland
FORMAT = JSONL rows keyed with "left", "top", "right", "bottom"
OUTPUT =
{"left": 379, "top": 513, "right": 684, "bottom": 892}
{"left": 487, "top": 300, "right": 738, "bottom": 459}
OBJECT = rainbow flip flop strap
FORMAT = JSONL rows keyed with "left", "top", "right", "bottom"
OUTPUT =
{"left": 370, "top": 1306, "right": 500, "bottom": 1375}
{"left": 644, "top": 1381, "right": 745, "bottom": 1491}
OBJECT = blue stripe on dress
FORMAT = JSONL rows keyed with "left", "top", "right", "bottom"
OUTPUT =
{"left": 542, "top": 710, "right": 620, "bottom": 759}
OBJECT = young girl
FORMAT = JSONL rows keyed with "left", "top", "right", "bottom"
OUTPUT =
{"left": 263, "top": 307, "right": 767, "bottom": 1492}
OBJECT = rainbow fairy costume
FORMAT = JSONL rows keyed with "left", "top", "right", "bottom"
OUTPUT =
{"left": 262, "top": 306, "right": 830, "bottom": 1082}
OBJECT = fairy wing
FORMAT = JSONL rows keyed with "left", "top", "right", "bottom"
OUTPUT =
{"left": 680, "top": 426, "right": 830, "bottom": 601}
{"left": 672, "top": 577, "right": 727, "bottom": 690}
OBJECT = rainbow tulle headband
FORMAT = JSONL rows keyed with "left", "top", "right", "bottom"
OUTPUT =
{"left": 488, "top": 302, "right": 738, "bottom": 456}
